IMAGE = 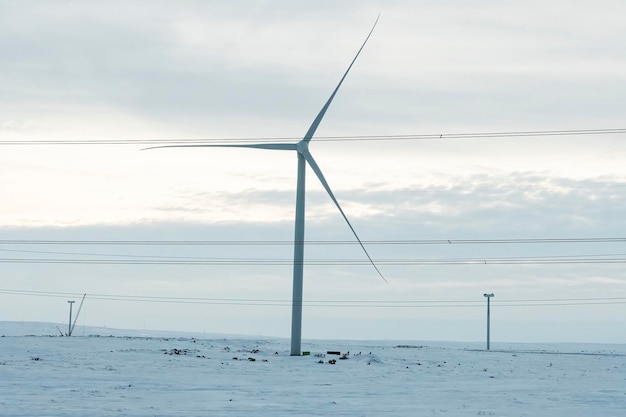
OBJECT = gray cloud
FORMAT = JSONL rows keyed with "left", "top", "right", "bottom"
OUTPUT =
{"left": 3, "top": 1, "right": 625, "bottom": 134}
{"left": 182, "top": 173, "right": 626, "bottom": 236}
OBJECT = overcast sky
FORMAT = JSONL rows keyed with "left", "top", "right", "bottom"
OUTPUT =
{"left": 1, "top": 0, "right": 625, "bottom": 343}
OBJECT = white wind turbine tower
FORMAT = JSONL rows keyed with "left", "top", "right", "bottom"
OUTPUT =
{"left": 148, "top": 17, "right": 385, "bottom": 355}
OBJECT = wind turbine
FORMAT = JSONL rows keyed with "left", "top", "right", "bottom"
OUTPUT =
{"left": 147, "top": 17, "right": 385, "bottom": 355}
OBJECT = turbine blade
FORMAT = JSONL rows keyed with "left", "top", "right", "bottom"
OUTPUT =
{"left": 142, "top": 143, "right": 297, "bottom": 151}
{"left": 302, "top": 15, "right": 379, "bottom": 142}
{"left": 302, "top": 149, "right": 387, "bottom": 283}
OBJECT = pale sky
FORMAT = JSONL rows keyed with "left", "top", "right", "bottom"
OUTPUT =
{"left": 1, "top": 0, "right": 626, "bottom": 343}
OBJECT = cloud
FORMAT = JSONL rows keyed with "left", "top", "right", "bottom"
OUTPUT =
{"left": 3, "top": 0, "right": 626, "bottom": 135}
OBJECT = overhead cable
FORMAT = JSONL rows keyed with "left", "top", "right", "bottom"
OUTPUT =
{"left": 2, "top": 237, "right": 626, "bottom": 246}
{"left": 1, "top": 128, "right": 625, "bottom": 146}
{"left": 1, "top": 289, "right": 624, "bottom": 308}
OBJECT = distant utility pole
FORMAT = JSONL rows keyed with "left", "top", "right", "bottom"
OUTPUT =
{"left": 483, "top": 293, "right": 494, "bottom": 350}
{"left": 67, "top": 300, "right": 75, "bottom": 336}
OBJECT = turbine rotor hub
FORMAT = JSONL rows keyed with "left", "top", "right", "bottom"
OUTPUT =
{"left": 296, "top": 140, "right": 309, "bottom": 154}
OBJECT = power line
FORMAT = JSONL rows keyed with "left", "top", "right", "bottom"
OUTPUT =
{"left": 1, "top": 128, "right": 625, "bottom": 146}
{"left": 2, "top": 239, "right": 626, "bottom": 266}
{"left": 2, "top": 256, "right": 626, "bottom": 266}
{"left": 4, "top": 247, "right": 619, "bottom": 262}
{"left": 2, "top": 237, "right": 626, "bottom": 246}
{"left": 1, "top": 289, "right": 624, "bottom": 308}
{"left": 0, "top": 247, "right": 602, "bottom": 264}
{"left": 2, "top": 237, "right": 626, "bottom": 266}
{"left": 0, "top": 247, "right": 226, "bottom": 261}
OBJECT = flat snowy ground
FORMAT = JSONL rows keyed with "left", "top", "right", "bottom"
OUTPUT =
{"left": 1, "top": 323, "right": 625, "bottom": 416}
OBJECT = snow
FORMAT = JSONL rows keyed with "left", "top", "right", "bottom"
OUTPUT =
{"left": 1, "top": 322, "right": 625, "bottom": 416}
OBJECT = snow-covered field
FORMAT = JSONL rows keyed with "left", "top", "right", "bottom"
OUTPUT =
{"left": 1, "top": 322, "right": 625, "bottom": 416}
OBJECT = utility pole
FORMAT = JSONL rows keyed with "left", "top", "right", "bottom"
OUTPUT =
{"left": 483, "top": 293, "right": 494, "bottom": 350}
{"left": 67, "top": 300, "right": 75, "bottom": 336}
